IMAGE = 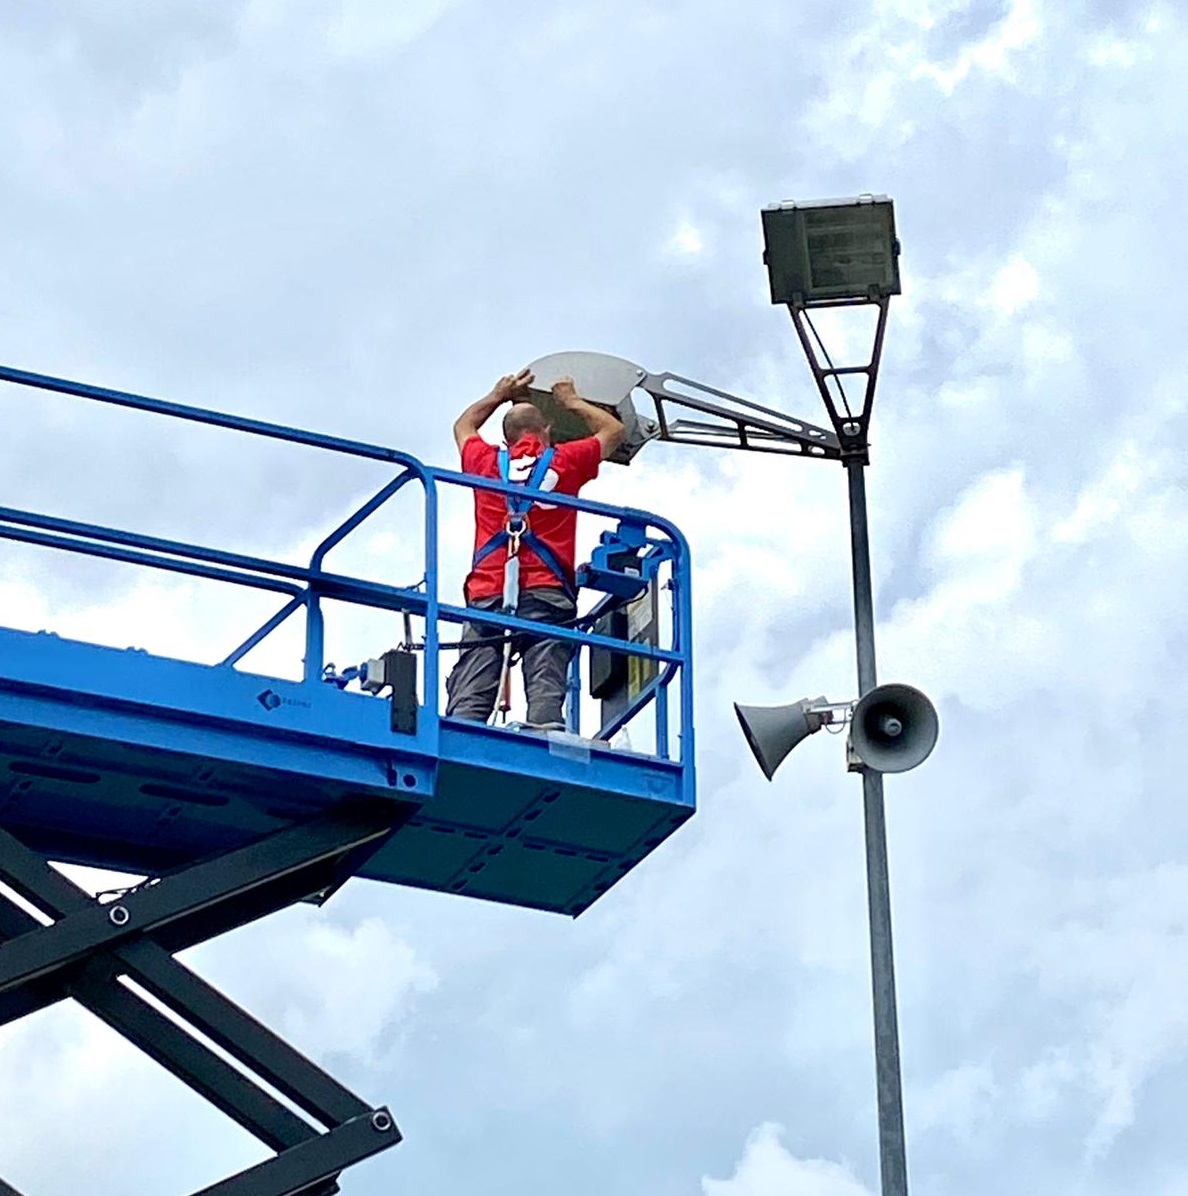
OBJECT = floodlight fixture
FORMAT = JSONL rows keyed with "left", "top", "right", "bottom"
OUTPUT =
{"left": 761, "top": 195, "right": 901, "bottom": 308}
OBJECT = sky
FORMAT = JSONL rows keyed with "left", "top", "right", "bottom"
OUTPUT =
{"left": 1, "top": 0, "right": 1188, "bottom": 1194}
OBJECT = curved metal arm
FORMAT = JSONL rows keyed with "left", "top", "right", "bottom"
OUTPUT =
{"left": 520, "top": 350, "right": 839, "bottom": 464}
{"left": 639, "top": 371, "right": 840, "bottom": 459}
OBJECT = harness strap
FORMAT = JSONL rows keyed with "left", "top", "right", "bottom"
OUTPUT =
{"left": 518, "top": 532, "right": 576, "bottom": 601}
{"left": 472, "top": 446, "right": 575, "bottom": 601}
{"left": 498, "top": 447, "right": 555, "bottom": 515}
{"left": 473, "top": 530, "right": 576, "bottom": 601}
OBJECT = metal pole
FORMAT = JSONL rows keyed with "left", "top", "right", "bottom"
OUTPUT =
{"left": 846, "top": 460, "right": 909, "bottom": 1196}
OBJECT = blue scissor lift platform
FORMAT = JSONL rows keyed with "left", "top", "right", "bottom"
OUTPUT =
{"left": 0, "top": 364, "right": 696, "bottom": 1196}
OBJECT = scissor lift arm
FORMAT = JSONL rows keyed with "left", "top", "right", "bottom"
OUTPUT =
{"left": 0, "top": 802, "right": 407, "bottom": 1196}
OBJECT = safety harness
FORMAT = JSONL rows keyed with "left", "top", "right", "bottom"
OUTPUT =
{"left": 470, "top": 445, "right": 576, "bottom": 723}
{"left": 471, "top": 446, "right": 577, "bottom": 612}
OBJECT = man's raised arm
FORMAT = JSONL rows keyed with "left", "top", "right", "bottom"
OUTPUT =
{"left": 453, "top": 368, "right": 534, "bottom": 451}
{"left": 551, "top": 378, "right": 625, "bottom": 460}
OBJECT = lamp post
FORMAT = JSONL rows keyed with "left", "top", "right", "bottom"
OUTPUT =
{"left": 760, "top": 194, "right": 909, "bottom": 1196}
{"left": 519, "top": 195, "right": 926, "bottom": 1196}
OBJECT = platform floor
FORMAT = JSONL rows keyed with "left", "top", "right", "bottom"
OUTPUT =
{"left": 0, "top": 624, "right": 693, "bottom": 916}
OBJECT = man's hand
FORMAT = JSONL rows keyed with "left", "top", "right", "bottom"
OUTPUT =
{"left": 550, "top": 376, "right": 625, "bottom": 461}
{"left": 453, "top": 367, "right": 534, "bottom": 450}
{"left": 550, "top": 377, "right": 581, "bottom": 408}
{"left": 492, "top": 368, "right": 535, "bottom": 404}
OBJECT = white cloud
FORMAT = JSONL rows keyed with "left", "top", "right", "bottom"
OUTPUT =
{"left": 911, "top": 1061, "right": 997, "bottom": 1140}
{"left": 1015, "top": 1048, "right": 1080, "bottom": 1123}
{"left": 926, "top": 464, "right": 1037, "bottom": 602}
{"left": 910, "top": 0, "right": 1043, "bottom": 94}
{"left": 190, "top": 908, "right": 438, "bottom": 1066}
{"left": 984, "top": 254, "right": 1040, "bottom": 316}
{"left": 327, "top": 0, "right": 458, "bottom": 57}
{"left": 667, "top": 216, "right": 706, "bottom": 257}
{"left": 703, "top": 1124, "right": 873, "bottom": 1196}
{"left": 1051, "top": 441, "right": 1150, "bottom": 546}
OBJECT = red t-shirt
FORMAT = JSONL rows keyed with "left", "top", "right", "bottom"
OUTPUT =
{"left": 461, "top": 433, "right": 602, "bottom": 602}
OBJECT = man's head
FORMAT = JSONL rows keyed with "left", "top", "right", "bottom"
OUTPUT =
{"left": 503, "top": 401, "right": 550, "bottom": 446}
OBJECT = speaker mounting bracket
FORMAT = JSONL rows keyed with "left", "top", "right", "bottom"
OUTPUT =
{"left": 846, "top": 738, "right": 865, "bottom": 772}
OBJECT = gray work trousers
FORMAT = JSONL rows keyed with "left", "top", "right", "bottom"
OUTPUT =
{"left": 445, "top": 588, "right": 576, "bottom": 727}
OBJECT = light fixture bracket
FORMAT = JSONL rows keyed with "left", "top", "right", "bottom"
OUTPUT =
{"left": 786, "top": 295, "right": 892, "bottom": 466}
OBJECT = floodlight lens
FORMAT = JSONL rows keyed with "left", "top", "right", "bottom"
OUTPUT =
{"left": 803, "top": 207, "right": 897, "bottom": 295}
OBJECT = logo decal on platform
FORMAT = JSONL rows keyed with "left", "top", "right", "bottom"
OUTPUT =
{"left": 256, "top": 689, "right": 311, "bottom": 712}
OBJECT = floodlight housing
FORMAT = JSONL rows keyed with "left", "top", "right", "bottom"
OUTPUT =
{"left": 762, "top": 195, "right": 901, "bottom": 306}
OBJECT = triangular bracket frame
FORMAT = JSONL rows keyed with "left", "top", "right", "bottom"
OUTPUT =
{"left": 785, "top": 294, "right": 892, "bottom": 466}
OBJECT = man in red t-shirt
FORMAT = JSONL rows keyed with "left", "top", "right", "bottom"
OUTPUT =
{"left": 445, "top": 368, "right": 625, "bottom": 729}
